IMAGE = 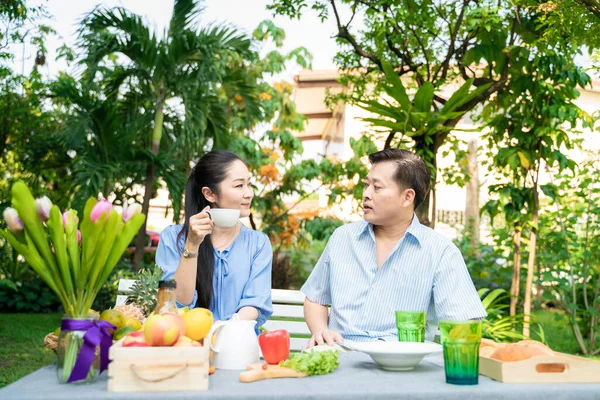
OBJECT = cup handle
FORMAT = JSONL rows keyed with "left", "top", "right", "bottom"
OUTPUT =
{"left": 208, "top": 321, "right": 225, "bottom": 353}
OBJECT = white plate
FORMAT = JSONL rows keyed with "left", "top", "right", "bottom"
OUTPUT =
{"left": 348, "top": 341, "right": 443, "bottom": 371}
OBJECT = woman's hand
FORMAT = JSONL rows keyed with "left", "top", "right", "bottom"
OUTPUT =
{"left": 186, "top": 206, "right": 215, "bottom": 249}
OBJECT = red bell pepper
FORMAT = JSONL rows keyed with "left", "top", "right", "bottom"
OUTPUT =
{"left": 258, "top": 329, "right": 290, "bottom": 364}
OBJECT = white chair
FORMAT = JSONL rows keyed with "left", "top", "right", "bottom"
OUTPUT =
{"left": 115, "top": 279, "right": 310, "bottom": 351}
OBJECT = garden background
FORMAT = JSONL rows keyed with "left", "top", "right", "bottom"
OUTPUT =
{"left": 2, "top": 0, "right": 600, "bottom": 387}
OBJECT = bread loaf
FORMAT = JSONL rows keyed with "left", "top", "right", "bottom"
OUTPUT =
{"left": 480, "top": 338, "right": 505, "bottom": 349}
{"left": 479, "top": 346, "right": 497, "bottom": 357}
{"left": 516, "top": 339, "right": 552, "bottom": 351}
{"left": 490, "top": 343, "right": 554, "bottom": 362}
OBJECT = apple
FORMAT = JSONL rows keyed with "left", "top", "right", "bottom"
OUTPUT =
{"left": 173, "top": 335, "right": 202, "bottom": 347}
{"left": 122, "top": 331, "right": 148, "bottom": 347}
{"left": 144, "top": 313, "right": 183, "bottom": 346}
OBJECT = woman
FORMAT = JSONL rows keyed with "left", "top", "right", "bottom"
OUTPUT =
{"left": 155, "top": 150, "right": 272, "bottom": 329}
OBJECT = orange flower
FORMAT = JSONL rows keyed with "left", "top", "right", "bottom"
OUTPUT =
{"left": 258, "top": 165, "right": 279, "bottom": 182}
{"left": 259, "top": 92, "right": 272, "bottom": 101}
{"left": 269, "top": 151, "right": 281, "bottom": 162}
{"left": 233, "top": 95, "right": 243, "bottom": 103}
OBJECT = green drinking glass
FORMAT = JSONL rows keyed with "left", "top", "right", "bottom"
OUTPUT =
{"left": 395, "top": 311, "right": 426, "bottom": 342}
{"left": 439, "top": 320, "right": 482, "bottom": 385}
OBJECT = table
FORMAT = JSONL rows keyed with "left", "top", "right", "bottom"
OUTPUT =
{"left": 2, "top": 352, "right": 599, "bottom": 400}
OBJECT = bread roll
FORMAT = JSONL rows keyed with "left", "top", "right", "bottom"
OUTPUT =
{"left": 480, "top": 338, "right": 505, "bottom": 349}
{"left": 517, "top": 339, "right": 552, "bottom": 351}
{"left": 490, "top": 343, "right": 554, "bottom": 362}
{"left": 479, "top": 346, "right": 497, "bottom": 358}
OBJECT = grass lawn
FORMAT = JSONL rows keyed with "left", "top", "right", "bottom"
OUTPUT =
{"left": 532, "top": 309, "right": 581, "bottom": 354}
{"left": 0, "top": 313, "right": 62, "bottom": 388}
{"left": 532, "top": 309, "right": 600, "bottom": 360}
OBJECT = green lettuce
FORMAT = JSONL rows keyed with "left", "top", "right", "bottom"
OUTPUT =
{"left": 280, "top": 350, "right": 340, "bottom": 375}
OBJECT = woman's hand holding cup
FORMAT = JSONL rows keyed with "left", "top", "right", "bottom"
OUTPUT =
{"left": 186, "top": 206, "right": 214, "bottom": 248}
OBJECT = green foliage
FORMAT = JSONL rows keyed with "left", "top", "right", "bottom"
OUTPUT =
{"left": 358, "top": 62, "right": 491, "bottom": 150}
{"left": 523, "top": 0, "right": 600, "bottom": 51}
{"left": 480, "top": 288, "right": 544, "bottom": 342}
{"left": 456, "top": 234, "right": 512, "bottom": 292}
{"left": 269, "top": 0, "right": 599, "bottom": 228}
{"left": 0, "top": 277, "right": 62, "bottom": 313}
{"left": 536, "top": 154, "right": 600, "bottom": 355}
{"left": 285, "top": 239, "right": 328, "bottom": 289}
{"left": 0, "top": 1, "right": 53, "bottom": 65}
{"left": 533, "top": 310, "right": 587, "bottom": 355}
{"left": 75, "top": 0, "right": 263, "bottom": 221}
{"left": 1, "top": 71, "right": 74, "bottom": 212}
{"left": 304, "top": 217, "right": 343, "bottom": 242}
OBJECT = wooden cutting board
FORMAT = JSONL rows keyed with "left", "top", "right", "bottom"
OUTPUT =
{"left": 239, "top": 363, "right": 308, "bottom": 383}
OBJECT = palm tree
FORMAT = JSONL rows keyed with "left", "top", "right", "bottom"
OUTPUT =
{"left": 50, "top": 71, "right": 152, "bottom": 210}
{"left": 77, "top": 0, "right": 262, "bottom": 266}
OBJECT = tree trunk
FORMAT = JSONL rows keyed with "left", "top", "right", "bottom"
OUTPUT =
{"left": 589, "top": 274, "right": 600, "bottom": 354}
{"left": 271, "top": 248, "right": 292, "bottom": 289}
{"left": 523, "top": 168, "right": 540, "bottom": 337}
{"left": 416, "top": 190, "right": 432, "bottom": 227}
{"left": 133, "top": 96, "right": 165, "bottom": 269}
{"left": 536, "top": 263, "right": 542, "bottom": 304}
{"left": 465, "top": 139, "right": 480, "bottom": 249}
{"left": 414, "top": 140, "right": 437, "bottom": 228}
{"left": 568, "top": 309, "right": 589, "bottom": 354}
{"left": 510, "top": 223, "right": 522, "bottom": 317}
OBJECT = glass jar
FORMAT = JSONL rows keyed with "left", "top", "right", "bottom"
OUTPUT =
{"left": 152, "top": 280, "right": 178, "bottom": 315}
{"left": 56, "top": 314, "right": 100, "bottom": 384}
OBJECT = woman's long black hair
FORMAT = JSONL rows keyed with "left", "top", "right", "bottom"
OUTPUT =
{"left": 177, "top": 150, "right": 245, "bottom": 309}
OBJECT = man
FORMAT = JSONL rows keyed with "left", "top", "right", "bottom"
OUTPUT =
{"left": 302, "top": 149, "right": 486, "bottom": 348}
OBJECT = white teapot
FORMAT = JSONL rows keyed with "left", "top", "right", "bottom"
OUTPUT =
{"left": 208, "top": 313, "right": 260, "bottom": 370}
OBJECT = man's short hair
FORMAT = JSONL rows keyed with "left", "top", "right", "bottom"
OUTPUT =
{"left": 368, "top": 149, "right": 431, "bottom": 209}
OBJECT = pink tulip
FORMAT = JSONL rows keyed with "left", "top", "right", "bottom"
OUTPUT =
{"left": 77, "top": 230, "right": 81, "bottom": 244}
{"left": 90, "top": 200, "right": 112, "bottom": 223}
{"left": 122, "top": 202, "right": 142, "bottom": 222}
{"left": 62, "top": 211, "right": 79, "bottom": 227}
{"left": 3, "top": 207, "right": 24, "bottom": 233}
{"left": 35, "top": 196, "right": 52, "bottom": 222}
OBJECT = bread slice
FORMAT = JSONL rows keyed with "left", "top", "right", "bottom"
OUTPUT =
{"left": 490, "top": 343, "right": 554, "bottom": 362}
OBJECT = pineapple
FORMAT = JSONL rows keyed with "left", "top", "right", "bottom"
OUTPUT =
{"left": 127, "top": 264, "right": 164, "bottom": 316}
{"left": 114, "top": 304, "right": 145, "bottom": 321}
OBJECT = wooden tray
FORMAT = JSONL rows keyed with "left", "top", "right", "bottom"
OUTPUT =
{"left": 479, "top": 352, "right": 600, "bottom": 383}
{"left": 108, "top": 338, "right": 209, "bottom": 392}
{"left": 239, "top": 363, "right": 307, "bottom": 382}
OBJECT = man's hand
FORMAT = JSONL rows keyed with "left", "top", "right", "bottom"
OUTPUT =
{"left": 302, "top": 329, "right": 343, "bottom": 351}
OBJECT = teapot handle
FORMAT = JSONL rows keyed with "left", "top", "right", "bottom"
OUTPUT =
{"left": 207, "top": 321, "right": 227, "bottom": 353}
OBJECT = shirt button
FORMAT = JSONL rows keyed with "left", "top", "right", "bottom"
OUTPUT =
{"left": 371, "top": 285, "right": 375, "bottom": 289}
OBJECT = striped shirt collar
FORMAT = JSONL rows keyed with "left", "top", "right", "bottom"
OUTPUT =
{"left": 358, "top": 213, "right": 424, "bottom": 246}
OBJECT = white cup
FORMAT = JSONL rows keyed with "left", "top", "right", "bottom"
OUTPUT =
{"left": 208, "top": 208, "right": 240, "bottom": 227}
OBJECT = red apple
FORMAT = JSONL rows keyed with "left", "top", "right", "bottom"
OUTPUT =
{"left": 123, "top": 331, "right": 148, "bottom": 347}
{"left": 144, "top": 313, "right": 183, "bottom": 346}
